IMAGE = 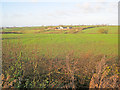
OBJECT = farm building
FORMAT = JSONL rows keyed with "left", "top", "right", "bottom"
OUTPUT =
{"left": 56, "top": 27, "right": 72, "bottom": 30}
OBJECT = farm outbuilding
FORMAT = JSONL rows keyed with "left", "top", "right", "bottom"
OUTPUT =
{"left": 55, "top": 27, "right": 72, "bottom": 30}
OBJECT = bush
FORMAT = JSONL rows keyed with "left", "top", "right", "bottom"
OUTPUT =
{"left": 98, "top": 28, "right": 108, "bottom": 34}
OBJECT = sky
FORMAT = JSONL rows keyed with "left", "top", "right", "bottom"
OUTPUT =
{"left": 0, "top": 0, "right": 119, "bottom": 27}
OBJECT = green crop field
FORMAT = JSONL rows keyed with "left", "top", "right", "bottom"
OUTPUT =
{"left": 2, "top": 34, "right": 118, "bottom": 57}
{"left": 2, "top": 25, "right": 119, "bottom": 88}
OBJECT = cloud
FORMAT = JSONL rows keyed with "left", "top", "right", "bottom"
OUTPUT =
{"left": 75, "top": 2, "right": 98, "bottom": 13}
{"left": 82, "top": 2, "right": 93, "bottom": 13}
{"left": 12, "top": 14, "right": 25, "bottom": 18}
{"left": 95, "top": 0, "right": 106, "bottom": 2}
{"left": 75, "top": 2, "right": 117, "bottom": 14}
{"left": 46, "top": 8, "right": 72, "bottom": 18}
{"left": 31, "top": 0, "right": 38, "bottom": 2}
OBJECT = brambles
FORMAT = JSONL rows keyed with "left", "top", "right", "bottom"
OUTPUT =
{"left": 2, "top": 52, "right": 24, "bottom": 88}
{"left": 2, "top": 37, "right": 118, "bottom": 88}
{"left": 89, "top": 56, "right": 119, "bottom": 88}
{"left": 3, "top": 43, "right": 118, "bottom": 88}
{"left": 2, "top": 74, "right": 17, "bottom": 88}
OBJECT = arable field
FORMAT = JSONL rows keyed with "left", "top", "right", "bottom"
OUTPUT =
{"left": 2, "top": 25, "right": 119, "bottom": 88}
{"left": 2, "top": 34, "right": 118, "bottom": 57}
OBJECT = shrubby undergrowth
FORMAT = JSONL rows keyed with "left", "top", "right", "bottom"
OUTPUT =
{"left": 2, "top": 43, "right": 119, "bottom": 88}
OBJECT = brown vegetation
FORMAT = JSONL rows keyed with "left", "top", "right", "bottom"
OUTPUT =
{"left": 89, "top": 56, "right": 119, "bottom": 88}
{"left": 98, "top": 28, "right": 108, "bottom": 34}
{"left": 2, "top": 42, "right": 119, "bottom": 88}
